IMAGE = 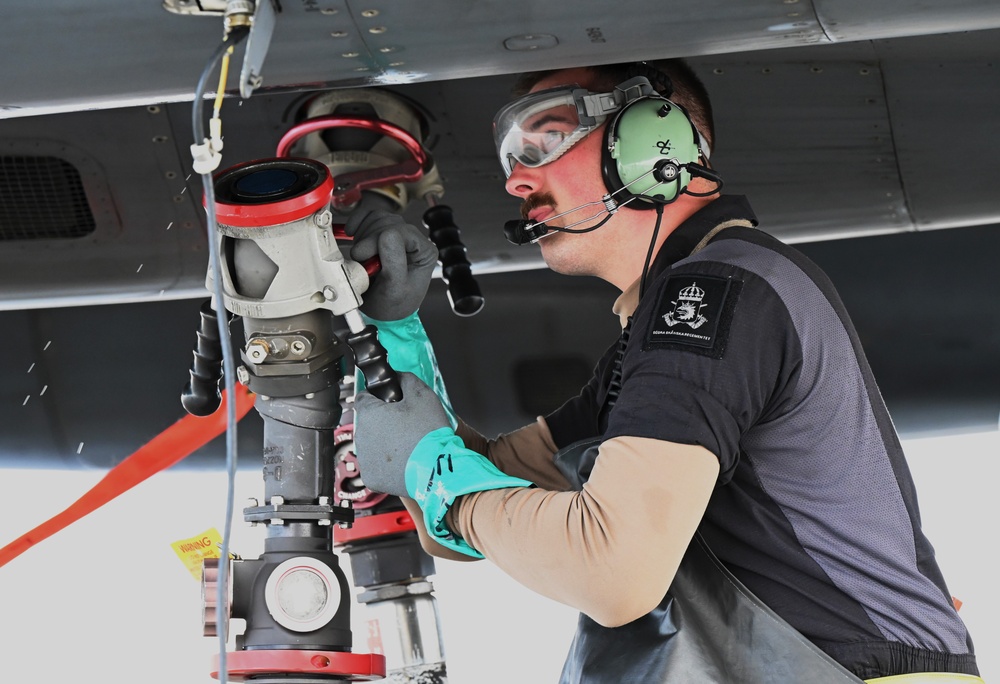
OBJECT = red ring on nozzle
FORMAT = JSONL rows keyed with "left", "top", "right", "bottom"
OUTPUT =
{"left": 211, "top": 158, "right": 335, "bottom": 227}
{"left": 212, "top": 649, "right": 386, "bottom": 681}
{"left": 276, "top": 116, "right": 429, "bottom": 169}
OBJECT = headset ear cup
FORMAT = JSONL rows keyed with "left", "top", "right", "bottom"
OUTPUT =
{"left": 601, "top": 105, "right": 663, "bottom": 210}
{"left": 601, "top": 120, "right": 630, "bottom": 202}
{"left": 602, "top": 96, "right": 702, "bottom": 208}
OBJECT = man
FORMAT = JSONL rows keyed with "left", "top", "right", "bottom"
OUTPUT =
{"left": 346, "top": 60, "right": 980, "bottom": 682}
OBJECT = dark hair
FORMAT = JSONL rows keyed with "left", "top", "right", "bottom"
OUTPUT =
{"left": 513, "top": 59, "right": 715, "bottom": 152}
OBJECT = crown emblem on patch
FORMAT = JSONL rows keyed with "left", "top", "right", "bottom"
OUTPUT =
{"left": 678, "top": 283, "right": 705, "bottom": 302}
{"left": 663, "top": 281, "right": 708, "bottom": 329}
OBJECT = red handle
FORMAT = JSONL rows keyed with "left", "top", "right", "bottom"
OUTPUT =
{"left": 333, "top": 224, "right": 381, "bottom": 276}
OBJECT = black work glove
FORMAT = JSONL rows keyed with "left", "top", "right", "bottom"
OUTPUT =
{"left": 345, "top": 209, "right": 438, "bottom": 321}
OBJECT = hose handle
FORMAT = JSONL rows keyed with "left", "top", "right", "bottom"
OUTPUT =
{"left": 422, "top": 204, "right": 484, "bottom": 317}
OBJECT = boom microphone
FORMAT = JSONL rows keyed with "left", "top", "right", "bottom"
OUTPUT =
{"left": 504, "top": 219, "right": 549, "bottom": 245}
{"left": 501, "top": 159, "right": 702, "bottom": 246}
{"left": 503, "top": 193, "right": 630, "bottom": 246}
{"left": 502, "top": 159, "right": 724, "bottom": 246}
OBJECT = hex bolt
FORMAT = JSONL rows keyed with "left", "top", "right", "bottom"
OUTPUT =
{"left": 236, "top": 365, "right": 250, "bottom": 384}
{"left": 270, "top": 518, "right": 285, "bottom": 525}
{"left": 270, "top": 495, "right": 285, "bottom": 507}
{"left": 314, "top": 210, "right": 332, "bottom": 228}
{"left": 322, "top": 286, "right": 337, "bottom": 301}
{"left": 246, "top": 339, "right": 270, "bottom": 363}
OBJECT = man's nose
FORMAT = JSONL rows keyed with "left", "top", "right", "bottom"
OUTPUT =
{"left": 504, "top": 162, "right": 540, "bottom": 198}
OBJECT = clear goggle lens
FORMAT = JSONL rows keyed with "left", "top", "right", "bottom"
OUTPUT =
{"left": 494, "top": 87, "right": 603, "bottom": 177}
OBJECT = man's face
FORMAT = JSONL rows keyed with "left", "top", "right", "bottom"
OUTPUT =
{"left": 503, "top": 69, "right": 641, "bottom": 279}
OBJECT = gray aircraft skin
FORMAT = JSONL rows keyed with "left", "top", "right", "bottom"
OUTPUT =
{"left": 1, "top": 1, "right": 998, "bottom": 470}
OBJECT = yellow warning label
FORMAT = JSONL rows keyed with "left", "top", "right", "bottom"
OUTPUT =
{"left": 171, "top": 528, "right": 223, "bottom": 580}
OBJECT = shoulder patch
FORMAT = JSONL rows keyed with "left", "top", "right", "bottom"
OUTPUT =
{"left": 643, "top": 275, "right": 742, "bottom": 358}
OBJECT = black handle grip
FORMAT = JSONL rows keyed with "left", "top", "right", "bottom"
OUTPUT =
{"left": 181, "top": 300, "right": 228, "bottom": 416}
{"left": 423, "top": 204, "right": 485, "bottom": 317}
{"left": 347, "top": 324, "right": 402, "bottom": 402}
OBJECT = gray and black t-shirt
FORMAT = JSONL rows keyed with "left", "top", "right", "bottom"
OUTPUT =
{"left": 547, "top": 195, "right": 977, "bottom": 678}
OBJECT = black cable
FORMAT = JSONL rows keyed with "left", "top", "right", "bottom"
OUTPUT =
{"left": 549, "top": 212, "right": 616, "bottom": 234}
{"left": 191, "top": 25, "right": 249, "bottom": 684}
{"left": 682, "top": 163, "right": 724, "bottom": 198}
{"left": 639, "top": 201, "right": 665, "bottom": 298}
{"left": 601, "top": 316, "right": 632, "bottom": 423}
{"left": 602, "top": 200, "right": 664, "bottom": 426}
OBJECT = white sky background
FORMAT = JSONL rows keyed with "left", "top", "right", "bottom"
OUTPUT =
{"left": 0, "top": 430, "right": 995, "bottom": 684}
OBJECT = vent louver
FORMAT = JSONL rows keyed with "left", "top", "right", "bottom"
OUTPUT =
{"left": 0, "top": 155, "right": 96, "bottom": 240}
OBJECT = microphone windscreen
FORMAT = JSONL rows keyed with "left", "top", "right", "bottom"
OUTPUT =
{"left": 504, "top": 219, "right": 533, "bottom": 245}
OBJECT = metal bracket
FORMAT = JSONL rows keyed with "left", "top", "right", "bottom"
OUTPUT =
{"left": 244, "top": 501, "right": 355, "bottom": 526}
{"left": 240, "top": 0, "right": 277, "bottom": 98}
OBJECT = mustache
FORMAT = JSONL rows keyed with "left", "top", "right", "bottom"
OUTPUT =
{"left": 520, "top": 192, "right": 557, "bottom": 220}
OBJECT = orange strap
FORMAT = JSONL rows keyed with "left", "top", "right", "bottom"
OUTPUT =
{"left": 0, "top": 384, "right": 255, "bottom": 568}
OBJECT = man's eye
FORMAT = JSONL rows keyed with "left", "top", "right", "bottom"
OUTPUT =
{"left": 521, "top": 143, "right": 545, "bottom": 164}
{"left": 539, "top": 130, "right": 567, "bottom": 152}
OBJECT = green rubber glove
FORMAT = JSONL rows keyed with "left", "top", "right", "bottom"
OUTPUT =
{"left": 353, "top": 373, "right": 532, "bottom": 558}
{"left": 357, "top": 311, "right": 457, "bottom": 428}
{"left": 405, "top": 427, "right": 533, "bottom": 558}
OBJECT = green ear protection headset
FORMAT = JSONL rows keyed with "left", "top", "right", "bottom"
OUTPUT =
{"left": 601, "top": 70, "right": 720, "bottom": 208}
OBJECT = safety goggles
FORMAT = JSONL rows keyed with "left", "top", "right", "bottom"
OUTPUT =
{"left": 493, "top": 84, "right": 629, "bottom": 177}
